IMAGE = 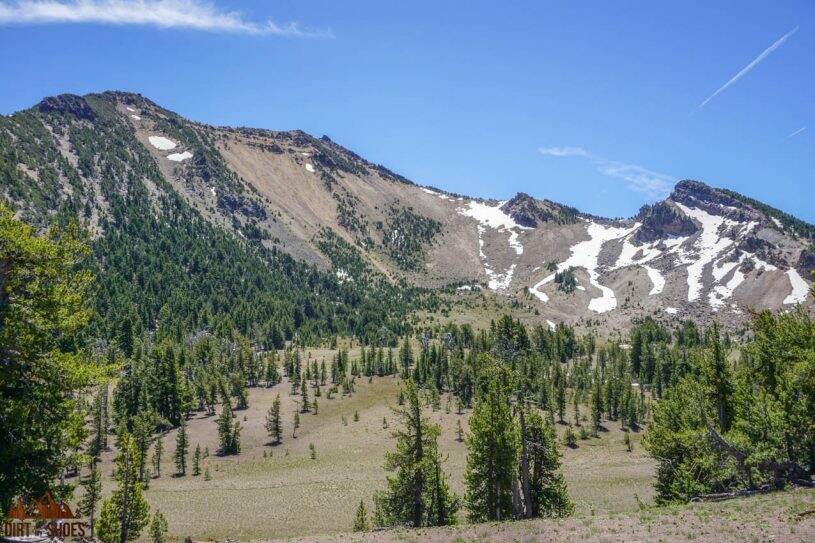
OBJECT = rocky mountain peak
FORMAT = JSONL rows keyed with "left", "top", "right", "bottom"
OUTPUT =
{"left": 503, "top": 192, "right": 579, "bottom": 228}
{"left": 37, "top": 94, "right": 96, "bottom": 121}
{"left": 634, "top": 200, "right": 698, "bottom": 243}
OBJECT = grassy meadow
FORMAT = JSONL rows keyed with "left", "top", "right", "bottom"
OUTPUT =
{"left": 89, "top": 347, "right": 658, "bottom": 541}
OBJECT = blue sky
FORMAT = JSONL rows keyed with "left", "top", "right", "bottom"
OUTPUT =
{"left": 1, "top": 1, "right": 812, "bottom": 221}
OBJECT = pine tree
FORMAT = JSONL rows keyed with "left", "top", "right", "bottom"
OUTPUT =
{"left": 152, "top": 437, "right": 163, "bottom": 479}
{"left": 300, "top": 379, "right": 310, "bottom": 413}
{"left": 465, "top": 369, "right": 518, "bottom": 522}
{"left": 148, "top": 511, "right": 168, "bottom": 543}
{"left": 97, "top": 433, "right": 150, "bottom": 543}
{"left": 89, "top": 385, "right": 109, "bottom": 459}
{"left": 293, "top": 411, "right": 300, "bottom": 438}
{"left": 217, "top": 401, "right": 240, "bottom": 455}
{"left": 705, "top": 324, "right": 734, "bottom": 432}
{"left": 520, "top": 410, "right": 573, "bottom": 518}
{"left": 132, "top": 410, "right": 155, "bottom": 482}
{"left": 353, "top": 500, "right": 370, "bottom": 531}
{"left": 79, "top": 462, "right": 102, "bottom": 538}
{"left": 399, "top": 338, "right": 413, "bottom": 378}
{"left": 589, "top": 374, "right": 603, "bottom": 437}
{"left": 266, "top": 394, "right": 282, "bottom": 445}
{"left": 373, "top": 379, "right": 459, "bottom": 527}
{"left": 192, "top": 445, "right": 201, "bottom": 476}
{"left": 456, "top": 420, "right": 464, "bottom": 442}
{"left": 563, "top": 425, "right": 577, "bottom": 448}
{"left": 0, "top": 207, "right": 95, "bottom": 515}
{"left": 555, "top": 371, "right": 566, "bottom": 424}
{"left": 95, "top": 498, "right": 119, "bottom": 543}
{"left": 174, "top": 419, "right": 188, "bottom": 475}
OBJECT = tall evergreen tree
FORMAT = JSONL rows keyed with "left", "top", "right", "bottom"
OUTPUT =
{"left": 192, "top": 445, "right": 201, "bottom": 476}
{"left": 174, "top": 419, "right": 188, "bottom": 475}
{"left": 97, "top": 433, "right": 150, "bottom": 543}
{"left": 373, "top": 379, "right": 458, "bottom": 527}
{"left": 465, "top": 368, "right": 519, "bottom": 522}
{"left": 217, "top": 401, "right": 241, "bottom": 455}
{"left": 79, "top": 462, "right": 102, "bottom": 538}
{"left": 151, "top": 437, "right": 163, "bottom": 479}
{"left": 266, "top": 394, "right": 282, "bottom": 445}
{"left": 0, "top": 206, "right": 94, "bottom": 513}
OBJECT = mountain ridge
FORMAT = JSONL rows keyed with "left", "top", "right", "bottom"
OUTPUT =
{"left": 3, "top": 90, "right": 812, "bottom": 337}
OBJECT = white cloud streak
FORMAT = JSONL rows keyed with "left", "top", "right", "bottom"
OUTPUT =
{"left": 539, "top": 146, "right": 674, "bottom": 199}
{"left": 786, "top": 126, "right": 806, "bottom": 139}
{"left": 0, "top": 0, "right": 332, "bottom": 37}
{"left": 538, "top": 146, "right": 589, "bottom": 157}
{"left": 699, "top": 26, "right": 798, "bottom": 108}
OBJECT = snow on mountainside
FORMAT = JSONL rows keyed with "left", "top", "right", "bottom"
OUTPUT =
{"left": 2, "top": 92, "right": 812, "bottom": 333}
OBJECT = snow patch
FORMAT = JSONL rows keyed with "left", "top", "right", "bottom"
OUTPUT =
{"left": 530, "top": 220, "right": 637, "bottom": 313}
{"left": 664, "top": 307, "right": 678, "bottom": 315}
{"left": 420, "top": 187, "right": 451, "bottom": 200}
{"left": 771, "top": 217, "right": 783, "bottom": 229}
{"left": 126, "top": 106, "right": 136, "bottom": 112}
{"left": 167, "top": 151, "right": 193, "bottom": 162}
{"left": 305, "top": 163, "right": 315, "bottom": 173}
{"left": 528, "top": 287, "right": 549, "bottom": 302}
{"left": 784, "top": 269, "right": 809, "bottom": 305}
{"left": 130, "top": 115, "right": 141, "bottom": 120}
{"left": 643, "top": 265, "right": 665, "bottom": 295}
{"left": 546, "top": 320, "right": 556, "bottom": 331}
{"left": 674, "top": 203, "right": 757, "bottom": 304}
{"left": 459, "top": 200, "right": 531, "bottom": 290}
{"left": 148, "top": 136, "right": 177, "bottom": 150}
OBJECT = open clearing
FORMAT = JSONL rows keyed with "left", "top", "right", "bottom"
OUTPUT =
{"left": 276, "top": 488, "right": 815, "bottom": 542}
{"left": 91, "top": 347, "right": 657, "bottom": 541}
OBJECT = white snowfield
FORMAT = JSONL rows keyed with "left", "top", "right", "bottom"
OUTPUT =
{"left": 468, "top": 193, "right": 808, "bottom": 313}
{"left": 420, "top": 187, "right": 451, "bottom": 200}
{"left": 530, "top": 220, "right": 638, "bottom": 313}
{"left": 131, "top": 115, "right": 141, "bottom": 120}
{"left": 458, "top": 200, "right": 531, "bottom": 290}
{"left": 643, "top": 265, "right": 666, "bottom": 295}
{"left": 148, "top": 136, "right": 177, "bottom": 150}
{"left": 674, "top": 203, "right": 746, "bottom": 303}
{"left": 305, "top": 163, "right": 315, "bottom": 173}
{"left": 167, "top": 151, "right": 193, "bottom": 162}
{"left": 611, "top": 229, "right": 679, "bottom": 296}
{"left": 784, "top": 269, "right": 810, "bottom": 305}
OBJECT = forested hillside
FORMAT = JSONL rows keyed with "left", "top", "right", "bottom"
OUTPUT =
{"left": 0, "top": 93, "right": 435, "bottom": 347}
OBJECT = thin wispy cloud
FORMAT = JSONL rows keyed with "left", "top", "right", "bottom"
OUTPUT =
{"left": 0, "top": 0, "right": 332, "bottom": 37}
{"left": 786, "top": 126, "right": 806, "bottom": 139}
{"left": 538, "top": 146, "right": 589, "bottom": 157}
{"left": 539, "top": 146, "right": 674, "bottom": 199}
{"left": 699, "top": 26, "right": 798, "bottom": 108}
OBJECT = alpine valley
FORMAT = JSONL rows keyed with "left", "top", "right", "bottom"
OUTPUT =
{"left": 2, "top": 91, "right": 813, "bottom": 340}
